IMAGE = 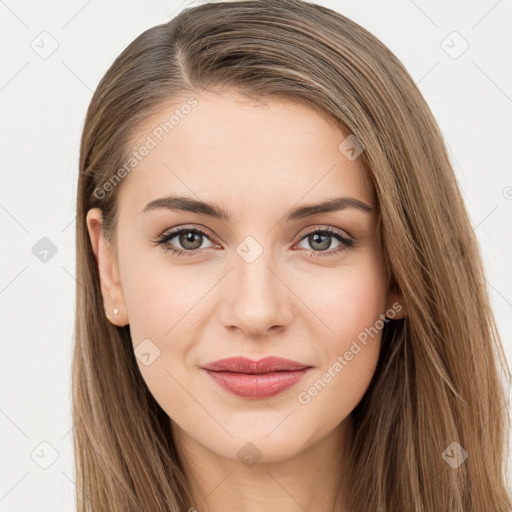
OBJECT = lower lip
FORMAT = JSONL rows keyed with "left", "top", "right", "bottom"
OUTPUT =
{"left": 203, "top": 369, "right": 310, "bottom": 399}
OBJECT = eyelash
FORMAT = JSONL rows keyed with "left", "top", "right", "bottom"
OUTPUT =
{"left": 153, "top": 225, "right": 355, "bottom": 259}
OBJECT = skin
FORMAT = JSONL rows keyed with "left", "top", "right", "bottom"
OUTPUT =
{"left": 87, "top": 89, "right": 406, "bottom": 512}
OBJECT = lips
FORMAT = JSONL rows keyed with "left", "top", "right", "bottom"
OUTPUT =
{"left": 201, "top": 356, "right": 313, "bottom": 399}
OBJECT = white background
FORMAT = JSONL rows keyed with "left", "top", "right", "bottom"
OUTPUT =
{"left": 1, "top": 0, "right": 511, "bottom": 510}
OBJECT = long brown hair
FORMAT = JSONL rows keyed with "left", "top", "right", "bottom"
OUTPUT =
{"left": 73, "top": 1, "right": 512, "bottom": 510}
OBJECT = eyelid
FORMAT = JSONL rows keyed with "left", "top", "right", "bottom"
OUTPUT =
{"left": 159, "top": 224, "right": 219, "bottom": 242}
{"left": 298, "top": 224, "right": 352, "bottom": 241}
{"left": 157, "top": 224, "right": 352, "bottom": 246}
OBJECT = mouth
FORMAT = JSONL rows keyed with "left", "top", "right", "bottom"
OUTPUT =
{"left": 201, "top": 356, "right": 313, "bottom": 400}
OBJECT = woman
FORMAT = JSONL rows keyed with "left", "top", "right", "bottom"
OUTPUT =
{"left": 73, "top": 0, "right": 512, "bottom": 510}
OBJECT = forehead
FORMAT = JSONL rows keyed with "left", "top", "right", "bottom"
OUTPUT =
{"left": 116, "top": 90, "right": 374, "bottom": 220}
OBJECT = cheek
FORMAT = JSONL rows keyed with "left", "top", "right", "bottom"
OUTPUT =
{"left": 305, "top": 254, "right": 387, "bottom": 347}
{"left": 119, "top": 248, "right": 216, "bottom": 415}
{"left": 120, "top": 245, "right": 210, "bottom": 344}
{"left": 294, "top": 256, "right": 386, "bottom": 418}
{"left": 119, "top": 256, "right": 199, "bottom": 419}
{"left": 296, "top": 335, "right": 380, "bottom": 442}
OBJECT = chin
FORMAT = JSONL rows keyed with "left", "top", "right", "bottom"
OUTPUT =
{"left": 198, "top": 421, "right": 319, "bottom": 464}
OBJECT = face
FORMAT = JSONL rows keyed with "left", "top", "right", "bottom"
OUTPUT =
{"left": 87, "top": 90, "right": 405, "bottom": 464}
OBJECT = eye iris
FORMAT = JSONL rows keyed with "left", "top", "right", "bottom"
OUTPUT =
{"left": 309, "top": 233, "right": 331, "bottom": 251}
{"left": 179, "top": 231, "right": 202, "bottom": 250}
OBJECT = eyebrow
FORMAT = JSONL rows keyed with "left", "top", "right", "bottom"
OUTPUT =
{"left": 141, "top": 195, "right": 374, "bottom": 222}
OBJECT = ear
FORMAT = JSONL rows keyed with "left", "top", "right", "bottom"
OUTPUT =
{"left": 385, "top": 287, "right": 407, "bottom": 320}
{"left": 86, "top": 208, "right": 128, "bottom": 327}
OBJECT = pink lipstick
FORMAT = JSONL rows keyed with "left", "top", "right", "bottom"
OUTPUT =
{"left": 202, "top": 356, "right": 312, "bottom": 400}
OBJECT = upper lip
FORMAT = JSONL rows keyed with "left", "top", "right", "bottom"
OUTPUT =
{"left": 202, "top": 356, "right": 312, "bottom": 374}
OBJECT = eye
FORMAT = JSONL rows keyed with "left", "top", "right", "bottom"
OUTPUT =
{"left": 153, "top": 225, "right": 355, "bottom": 258}
{"left": 295, "top": 227, "right": 354, "bottom": 258}
{"left": 154, "top": 227, "right": 217, "bottom": 257}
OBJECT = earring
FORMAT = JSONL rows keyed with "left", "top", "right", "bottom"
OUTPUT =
{"left": 105, "top": 307, "right": 121, "bottom": 324}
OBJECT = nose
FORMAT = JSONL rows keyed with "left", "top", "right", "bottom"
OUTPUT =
{"left": 218, "top": 248, "right": 293, "bottom": 339}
